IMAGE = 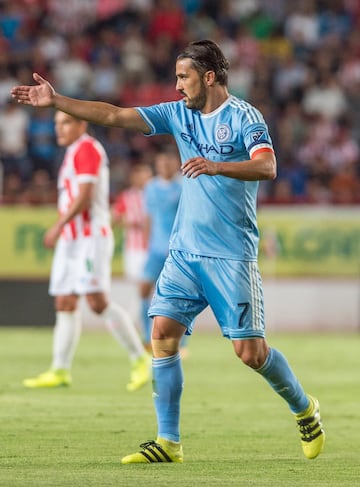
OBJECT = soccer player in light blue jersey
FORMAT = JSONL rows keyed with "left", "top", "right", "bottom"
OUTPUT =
{"left": 11, "top": 39, "right": 325, "bottom": 463}
{"left": 139, "top": 146, "right": 188, "bottom": 355}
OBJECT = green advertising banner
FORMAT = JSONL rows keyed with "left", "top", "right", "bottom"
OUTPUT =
{"left": 0, "top": 206, "right": 124, "bottom": 278}
{"left": 258, "top": 206, "right": 360, "bottom": 277}
{"left": 0, "top": 206, "right": 359, "bottom": 278}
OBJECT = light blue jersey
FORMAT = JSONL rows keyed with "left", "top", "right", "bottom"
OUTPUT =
{"left": 141, "top": 175, "right": 183, "bottom": 345}
{"left": 144, "top": 175, "right": 182, "bottom": 257}
{"left": 137, "top": 95, "right": 273, "bottom": 261}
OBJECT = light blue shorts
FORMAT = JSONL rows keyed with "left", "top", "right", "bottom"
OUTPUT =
{"left": 149, "top": 250, "right": 265, "bottom": 340}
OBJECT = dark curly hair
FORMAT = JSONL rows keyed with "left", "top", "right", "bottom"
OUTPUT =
{"left": 177, "top": 39, "right": 230, "bottom": 86}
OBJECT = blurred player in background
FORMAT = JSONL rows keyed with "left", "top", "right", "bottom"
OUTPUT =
{"left": 140, "top": 146, "right": 188, "bottom": 355}
{"left": 12, "top": 39, "right": 325, "bottom": 462}
{"left": 22, "top": 111, "right": 150, "bottom": 392}
{"left": 111, "top": 163, "right": 152, "bottom": 283}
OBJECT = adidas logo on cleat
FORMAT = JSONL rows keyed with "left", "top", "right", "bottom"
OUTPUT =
{"left": 121, "top": 438, "right": 183, "bottom": 464}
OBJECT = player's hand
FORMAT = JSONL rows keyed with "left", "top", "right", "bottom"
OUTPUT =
{"left": 43, "top": 222, "right": 63, "bottom": 248}
{"left": 182, "top": 157, "right": 218, "bottom": 178}
{"left": 11, "top": 73, "right": 56, "bottom": 107}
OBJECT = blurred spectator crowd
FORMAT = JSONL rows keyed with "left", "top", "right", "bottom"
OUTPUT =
{"left": 0, "top": 0, "right": 359, "bottom": 205}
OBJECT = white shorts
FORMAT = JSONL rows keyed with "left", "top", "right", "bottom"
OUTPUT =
{"left": 49, "top": 234, "right": 114, "bottom": 296}
{"left": 122, "top": 248, "right": 148, "bottom": 282}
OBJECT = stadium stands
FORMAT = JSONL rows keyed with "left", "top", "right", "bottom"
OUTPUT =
{"left": 0, "top": 0, "right": 359, "bottom": 204}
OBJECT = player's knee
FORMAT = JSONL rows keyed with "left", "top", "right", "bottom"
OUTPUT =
{"left": 152, "top": 338, "right": 180, "bottom": 358}
{"left": 91, "top": 304, "right": 107, "bottom": 314}
{"left": 55, "top": 295, "right": 78, "bottom": 312}
{"left": 237, "top": 351, "right": 264, "bottom": 369}
{"left": 86, "top": 293, "right": 108, "bottom": 314}
{"left": 233, "top": 339, "right": 268, "bottom": 369}
{"left": 151, "top": 316, "right": 184, "bottom": 357}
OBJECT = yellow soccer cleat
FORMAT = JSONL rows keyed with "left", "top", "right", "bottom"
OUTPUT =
{"left": 126, "top": 353, "right": 151, "bottom": 392}
{"left": 121, "top": 438, "right": 183, "bottom": 464}
{"left": 23, "top": 369, "right": 72, "bottom": 388}
{"left": 295, "top": 395, "right": 325, "bottom": 459}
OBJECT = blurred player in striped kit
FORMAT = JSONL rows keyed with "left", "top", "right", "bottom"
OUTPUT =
{"left": 112, "top": 163, "right": 152, "bottom": 283}
{"left": 22, "top": 111, "right": 150, "bottom": 392}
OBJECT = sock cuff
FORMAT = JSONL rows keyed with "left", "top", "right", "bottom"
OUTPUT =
{"left": 153, "top": 352, "right": 180, "bottom": 368}
{"left": 57, "top": 309, "right": 80, "bottom": 317}
{"left": 255, "top": 347, "right": 274, "bottom": 373}
{"left": 56, "top": 309, "right": 81, "bottom": 326}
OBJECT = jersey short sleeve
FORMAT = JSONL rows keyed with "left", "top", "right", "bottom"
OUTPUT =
{"left": 136, "top": 102, "right": 179, "bottom": 136}
{"left": 73, "top": 140, "right": 101, "bottom": 183}
{"left": 240, "top": 108, "right": 274, "bottom": 159}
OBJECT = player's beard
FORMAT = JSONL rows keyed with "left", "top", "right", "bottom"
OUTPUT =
{"left": 184, "top": 81, "right": 207, "bottom": 111}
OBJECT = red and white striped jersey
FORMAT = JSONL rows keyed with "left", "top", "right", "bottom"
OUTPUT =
{"left": 58, "top": 133, "right": 111, "bottom": 240}
{"left": 112, "top": 187, "right": 147, "bottom": 251}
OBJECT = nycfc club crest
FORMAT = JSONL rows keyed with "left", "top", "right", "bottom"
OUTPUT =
{"left": 215, "top": 124, "right": 231, "bottom": 143}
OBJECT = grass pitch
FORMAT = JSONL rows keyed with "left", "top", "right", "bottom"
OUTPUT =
{"left": 1, "top": 327, "right": 360, "bottom": 487}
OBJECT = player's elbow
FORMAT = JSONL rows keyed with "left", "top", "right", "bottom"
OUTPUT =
{"left": 263, "top": 155, "right": 277, "bottom": 180}
{"left": 253, "top": 153, "right": 277, "bottom": 181}
{"left": 267, "top": 163, "right": 277, "bottom": 180}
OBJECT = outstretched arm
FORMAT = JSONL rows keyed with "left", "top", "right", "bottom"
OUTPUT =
{"left": 11, "top": 73, "right": 150, "bottom": 134}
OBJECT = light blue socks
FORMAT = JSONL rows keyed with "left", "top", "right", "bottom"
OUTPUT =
{"left": 256, "top": 347, "right": 309, "bottom": 413}
{"left": 152, "top": 352, "right": 184, "bottom": 442}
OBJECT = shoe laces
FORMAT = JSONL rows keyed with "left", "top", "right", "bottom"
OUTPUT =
{"left": 140, "top": 440, "right": 158, "bottom": 449}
